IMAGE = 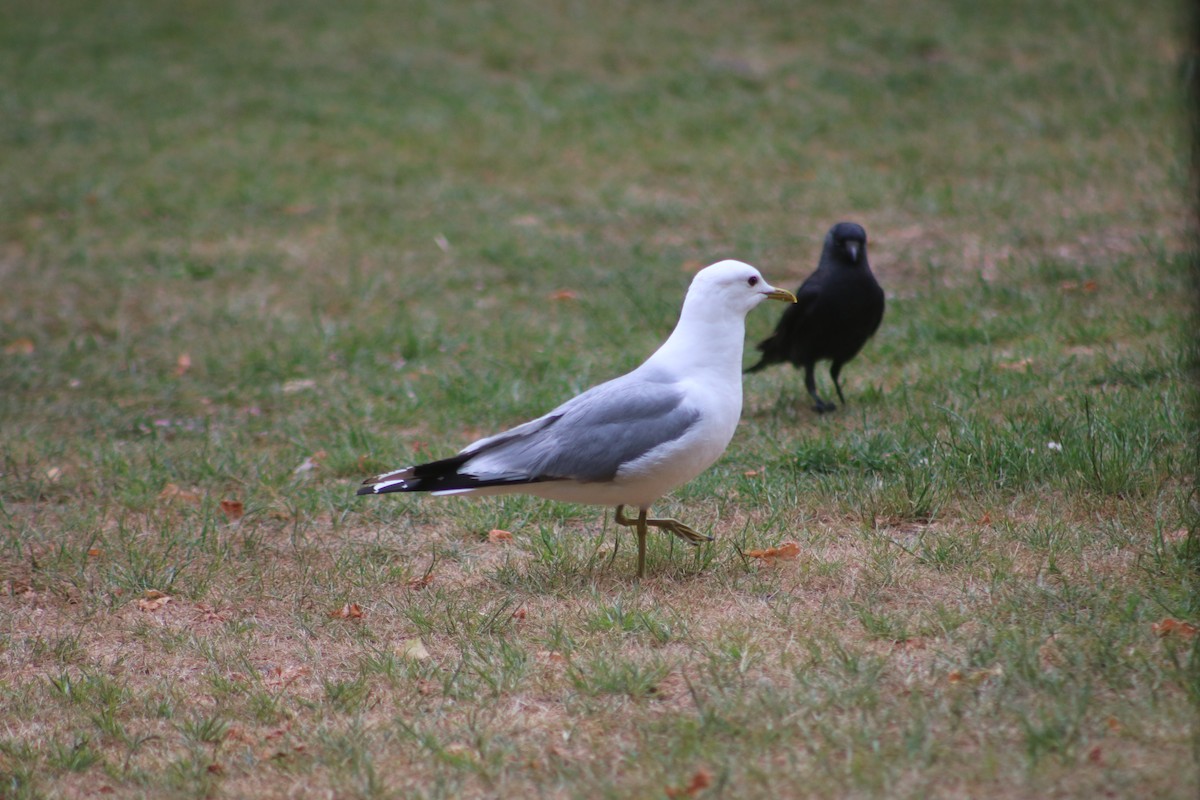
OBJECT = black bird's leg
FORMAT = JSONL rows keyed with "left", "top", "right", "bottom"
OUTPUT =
{"left": 804, "top": 363, "right": 835, "bottom": 413}
{"left": 830, "top": 361, "right": 848, "bottom": 407}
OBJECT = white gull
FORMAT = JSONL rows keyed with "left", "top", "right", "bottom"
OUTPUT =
{"left": 358, "top": 259, "right": 796, "bottom": 576}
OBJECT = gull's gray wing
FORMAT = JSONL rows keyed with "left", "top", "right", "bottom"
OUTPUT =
{"left": 461, "top": 368, "right": 700, "bottom": 483}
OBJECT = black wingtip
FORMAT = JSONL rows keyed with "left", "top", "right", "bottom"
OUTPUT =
{"left": 355, "top": 485, "right": 376, "bottom": 496}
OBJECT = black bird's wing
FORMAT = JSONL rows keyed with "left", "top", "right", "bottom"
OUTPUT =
{"left": 744, "top": 280, "right": 822, "bottom": 373}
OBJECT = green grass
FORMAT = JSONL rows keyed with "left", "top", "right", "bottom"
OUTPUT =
{"left": 1, "top": 0, "right": 1197, "bottom": 797}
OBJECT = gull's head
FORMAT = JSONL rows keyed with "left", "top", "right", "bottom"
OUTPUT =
{"left": 685, "top": 260, "right": 797, "bottom": 317}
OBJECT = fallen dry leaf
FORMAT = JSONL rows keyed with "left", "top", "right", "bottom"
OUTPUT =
{"left": 174, "top": 353, "right": 192, "bottom": 377}
{"left": 282, "top": 378, "right": 317, "bottom": 393}
{"left": 511, "top": 607, "right": 527, "bottom": 620}
{"left": 948, "top": 665, "right": 1003, "bottom": 685}
{"left": 219, "top": 499, "right": 245, "bottom": 520}
{"left": 292, "top": 450, "right": 327, "bottom": 477}
{"left": 1151, "top": 618, "right": 1198, "bottom": 638}
{"left": 744, "top": 541, "right": 801, "bottom": 561}
{"left": 330, "top": 603, "right": 365, "bottom": 620}
{"left": 405, "top": 574, "right": 434, "bottom": 590}
{"left": 997, "top": 358, "right": 1033, "bottom": 372}
{"left": 4, "top": 338, "right": 35, "bottom": 355}
{"left": 537, "top": 650, "right": 567, "bottom": 665}
{"left": 194, "top": 603, "right": 227, "bottom": 623}
{"left": 666, "top": 767, "right": 713, "bottom": 798}
{"left": 893, "top": 637, "right": 927, "bottom": 651}
{"left": 264, "top": 723, "right": 291, "bottom": 740}
{"left": 548, "top": 289, "right": 578, "bottom": 301}
{"left": 45, "top": 466, "right": 63, "bottom": 483}
{"left": 396, "top": 638, "right": 430, "bottom": 661}
{"left": 137, "top": 590, "right": 171, "bottom": 612}
{"left": 264, "top": 669, "right": 307, "bottom": 690}
{"left": 159, "top": 483, "right": 202, "bottom": 504}
{"left": 87, "top": 548, "right": 102, "bottom": 558}
{"left": 488, "top": 529, "right": 514, "bottom": 544}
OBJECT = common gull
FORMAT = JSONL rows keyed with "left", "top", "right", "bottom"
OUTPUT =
{"left": 358, "top": 259, "right": 796, "bottom": 576}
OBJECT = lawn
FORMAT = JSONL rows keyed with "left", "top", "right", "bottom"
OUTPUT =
{"left": 1, "top": 1, "right": 1197, "bottom": 798}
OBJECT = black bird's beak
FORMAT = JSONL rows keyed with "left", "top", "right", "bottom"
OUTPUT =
{"left": 846, "top": 242, "right": 860, "bottom": 262}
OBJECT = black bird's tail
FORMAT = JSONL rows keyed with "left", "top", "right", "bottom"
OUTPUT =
{"left": 744, "top": 336, "right": 783, "bottom": 374}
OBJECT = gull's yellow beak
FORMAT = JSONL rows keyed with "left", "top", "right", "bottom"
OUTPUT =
{"left": 766, "top": 287, "right": 797, "bottom": 303}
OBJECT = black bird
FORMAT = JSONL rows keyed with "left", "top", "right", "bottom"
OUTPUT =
{"left": 746, "top": 222, "right": 885, "bottom": 413}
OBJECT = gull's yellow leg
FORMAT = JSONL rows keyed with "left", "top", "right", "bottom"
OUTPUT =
{"left": 615, "top": 505, "right": 711, "bottom": 577}
{"left": 614, "top": 505, "right": 649, "bottom": 578}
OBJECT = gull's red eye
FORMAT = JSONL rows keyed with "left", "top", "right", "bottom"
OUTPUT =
{"left": 747, "top": 276, "right": 759, "bottom": 287}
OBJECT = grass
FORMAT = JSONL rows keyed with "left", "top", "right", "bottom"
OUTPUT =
{"left": 1, "top": 0, "right": 1197, "bottom": 797}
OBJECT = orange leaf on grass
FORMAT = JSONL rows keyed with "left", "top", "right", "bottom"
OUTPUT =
{"left": 1151, "top": 618, "right": 1198, "bottom": 638}
{"left": 4, "top": 338, "right": 35, "bottom": 355}
{"left": 488, "top": 529, "right": 514, "bottom": 544}
{"left": 159, "top": 483, "right": 202, "bottom": 504}
{"left": 137, "top": 590, "right": 171, "bottom": 612}
{"left": 292, "top": 450, "right": 328, "bottom": 477}
{"left": 548, "top": 289, "right": 578, "bottom": 301}
{"left": 220, "top": 499, "right": 245, "bottom": 520}
{"left": 948, "top": 666, "right": 1002, "bottom": 685}
{"left": 744, "top": 541, "right": 801, "bottom": 561}
{"left": 330, "top": 603, "right": 365, "bottom": 620}
{"left": 405, "top": 574, "right": 434, "bottom": 590}
{"left": 666, "top": 768, "right": 713, "bottom": 798}
{"left": 264, "top": 669, "right": 307, "bottom": 690}
{"left": 194, "top": 603, "right": 227, "bottom": 623}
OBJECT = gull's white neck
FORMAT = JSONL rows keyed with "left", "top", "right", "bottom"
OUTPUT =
{"left": 642, "top": 293, "right": 747, "bottom": 382}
